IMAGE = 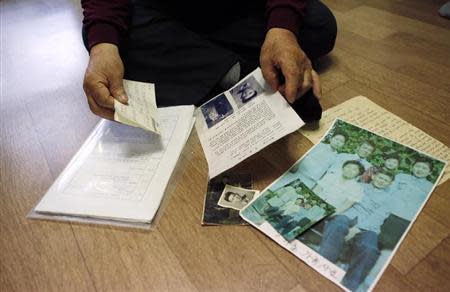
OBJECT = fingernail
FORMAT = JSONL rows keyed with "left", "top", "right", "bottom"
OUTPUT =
{"left": 120, "top": 95, "right": 128, "bottom": 105}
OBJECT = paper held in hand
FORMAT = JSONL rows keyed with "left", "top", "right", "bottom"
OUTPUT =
{"left": 114, "top": 79, "right": 160, "bottom": 134}
{"left": 195, "top": 68, "right": 305, "bottom": 178}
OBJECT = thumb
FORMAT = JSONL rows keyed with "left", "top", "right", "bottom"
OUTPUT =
{"left": 311, "top": 70, "right": 322, "bottom": 99}
{"left": 260, "top": 56, "right": 280, "bottom": 92}
{"left": 109, "top": 77, "right": 128, "bottom": 105}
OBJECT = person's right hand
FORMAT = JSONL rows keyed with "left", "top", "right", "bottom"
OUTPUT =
{"left": 83, "top": 43, "right": 128, "bottom": 120}
{"left": 260, "top": 28, "right": 322, "bottom": 103}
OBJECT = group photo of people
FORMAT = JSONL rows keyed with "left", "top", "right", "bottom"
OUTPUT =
{"left": 244, "top": 179, "right": 335, "bottom": 241}
{"left": 241, "top": 119, "right": 445, "bottom": 291}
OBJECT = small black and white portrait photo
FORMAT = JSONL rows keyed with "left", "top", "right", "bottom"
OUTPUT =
{"left": 229, "top": 76, "right": 264, "bottom": 107}
{"left": 218, "top": 185, "right": 258, "bottom": 210}
{"left": 200, "top": 93, "right": 234, "bottom": 128}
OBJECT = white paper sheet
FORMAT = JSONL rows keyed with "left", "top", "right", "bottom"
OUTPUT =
{"left": 114, "top": 80, "right": 160, "bottom": 134}
{"left": 195, "top": 68, "right": 305, "bottom": 178}
{"left": 34, "top": 106, "right": 194, "bottom": 223}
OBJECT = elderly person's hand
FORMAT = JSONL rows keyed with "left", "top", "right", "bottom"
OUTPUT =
{"left": 83, "top": 43, "right": 128, "bottom": 120}
{"left": 260, "top": 28, "right": 321, "bottom": 103}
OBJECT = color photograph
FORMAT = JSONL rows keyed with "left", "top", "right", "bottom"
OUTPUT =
{"left": 243, "top": 179, "right": 335, "bottom": 241}
{"left": 241, "top": 119, "right": 446, "bottom": 292}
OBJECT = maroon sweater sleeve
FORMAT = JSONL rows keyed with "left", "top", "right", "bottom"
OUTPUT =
{"left": 266, "top": 0, "right": 307, "bottom": 36}
{"left": 81, "top": 0, "right": 131, "bottom": 50}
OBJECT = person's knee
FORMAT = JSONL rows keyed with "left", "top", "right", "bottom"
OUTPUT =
{"left": 299, "top": 0, "right": 338, "bottom": 59}
{"left": 314, "top": 4, "right": 337, "bottom": 57}
{"left": 322, "top": 11, "right": 337, "bottom": 55}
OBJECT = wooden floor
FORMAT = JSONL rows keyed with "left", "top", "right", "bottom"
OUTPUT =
{"left": 1, "top": 0, "right": 450, "bottom": 291}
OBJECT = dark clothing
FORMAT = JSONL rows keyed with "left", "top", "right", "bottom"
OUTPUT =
{"left": 81, "top": 0, "right": 307, "bottom": 50}
{"left": 81, "top": 0, "right": 336, "bottom": 121}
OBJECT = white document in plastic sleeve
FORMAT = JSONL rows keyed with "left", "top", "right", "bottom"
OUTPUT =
{"left": 195, "top": 68, "right": 305, "bottom": 178}
{"left": 114, "top": 79, "right": 160, "bottom": 134}
{"left": 34, "top": 105, "right": 194, "bottom": 223}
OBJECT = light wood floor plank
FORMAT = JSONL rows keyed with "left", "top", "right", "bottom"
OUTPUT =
{"left": 406, "top": 236, "right": 450, "bottom": 291}
{"left": 375, "top": 266, "right": 419, "bottom": 292}
{"left": 334, "top": 10, "right": 398, "bottom": 41}
{"left": 342, "top": 6, "right": 450, "bottom": 47}
{"left": 390, "top": 213, "right": 449, "bottom": 275}
{"left": 0, "top": 102, "right": 95, "bottom": 292}
{"left": 155, "top": 133, "right": 300, "bottom": 291}
{"left": 330, "top": 49, "right": 450, "bottom": 126}
{"left": 422, "top": 185, "right": 450, "bottom": 229}
{"left": 362, "top": 0, "right": 450, "bottom": 30}
{"left": 71, "top": 225, "right": 198, "bottom": 292}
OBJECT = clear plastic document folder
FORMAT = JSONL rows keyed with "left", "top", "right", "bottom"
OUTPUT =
{"left": 28, "top": 106, "right": 195, "bottom": 229}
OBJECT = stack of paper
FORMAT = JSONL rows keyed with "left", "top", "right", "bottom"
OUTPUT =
{"left": 31, "top": 105, "right": 194, "bottom": 225}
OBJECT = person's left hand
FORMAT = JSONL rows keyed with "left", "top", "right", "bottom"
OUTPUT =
{"left": 260, "top": 28, "right": 322, "bottom": 103}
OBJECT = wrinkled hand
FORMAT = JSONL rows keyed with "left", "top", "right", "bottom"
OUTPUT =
{"left": 83, "top": 43, "right": 128, "bottom": 120}
{"left": 260, "top": 28, "right": 321, "bottom": 103}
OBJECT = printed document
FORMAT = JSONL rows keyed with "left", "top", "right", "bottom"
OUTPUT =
{"left": 114, "top": 79, "right": 160, "bottom": 134}
{"left": 195, "top": 68, "right": 304, "bottom": 178}
{"left": 34, "top": 106, "right": 194, "bottom": 223}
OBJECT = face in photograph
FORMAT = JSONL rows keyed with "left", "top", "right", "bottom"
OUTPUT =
{"left": 201, "top": 94, "right": 234, "bottom": 128}
{"left": 384, "top": 157, "right": 399, "bottom": 170}
{"left": 223, "top": 192, "right": 249, "bottom": 209}
{"left": 238, "top": 83, "right": 257, "bottom": 102}
{"left": 218, "top": 185, "right": 256, "bottom": 210}
{"left": 229, "top": 76, "right": 264, "bottom": 107}
{"left": 227, "top": 192, "right": 241, "bottom": 201}
{"left": 342, "top": 161, "right": 364, "bottom": 179}
{"left": 371, "top": 171, "right": 394, "bottom": 189}
{"left": 412, "top": 161, "right": 432, "bottom": 178}
{"left": 329, "top": 133, "right": 347, "bottom": 150}
{"left": 356, "top": 141, "right": 375, "bottom": 158}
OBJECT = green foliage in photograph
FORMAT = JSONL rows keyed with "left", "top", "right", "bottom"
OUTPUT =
{"left": 322, "top": 120, "right": 445, "bottom": 183}
{"left": 295, "top": 182, "right": 335, "bottom": 215}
